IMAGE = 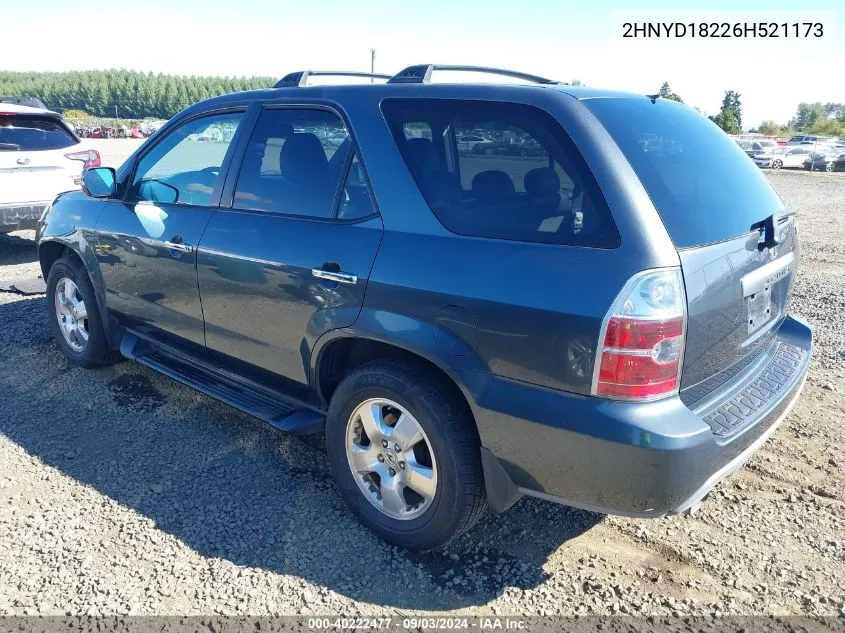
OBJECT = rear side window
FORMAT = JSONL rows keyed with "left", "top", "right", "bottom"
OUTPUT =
{"left": 233, "top": 109, "right": 352, "bottom": 218}
{"left": 585, "top": 98, "right": 784, "bottom": 248}
{"left": 382, "top": 99, "right": 619, "bottom": 248}
{"left": 0, "top": 115, "right": 77, "bottom": 151}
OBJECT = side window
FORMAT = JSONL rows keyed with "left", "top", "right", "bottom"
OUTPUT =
{"left": 129, "top": 112, "right": 243, "bottom": 206}
{"left": 454, "top": 120, "right": 550, "bottom": 191}
{"left": 233, "top": 109, "right": 349, "bottom": 217}
{"left": 403, "top": 122, "right": 432, "bottom": 140}
{"left": 337, "top": 154, "right": 376, "bottom": 220}
{"left": 381, "top": 99, "right": 619, "bottom": 248}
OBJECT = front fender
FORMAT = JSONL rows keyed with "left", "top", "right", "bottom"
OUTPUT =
{"left": 37, "top": 193, "right": 116, "bottom": 346}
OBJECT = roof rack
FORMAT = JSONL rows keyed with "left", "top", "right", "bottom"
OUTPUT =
{"left": 274, "top": 71, "right": 393, "bottom": 88}
{"left": 388, "top": 65, "right": 561, "bottom": 85}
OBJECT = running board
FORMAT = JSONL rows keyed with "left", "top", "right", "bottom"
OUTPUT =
{"left": 120, "top": 332, "right": 325, "bottom": 435}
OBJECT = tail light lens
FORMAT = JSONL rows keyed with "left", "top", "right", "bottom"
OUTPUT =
{"left": 65, "top": 149, "right": 101, "bottom": 168}
{"left": 592, "top": 269, "right": 686, "bottom": 400}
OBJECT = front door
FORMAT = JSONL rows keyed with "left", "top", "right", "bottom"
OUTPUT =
{"left": 94, "top": 110, "right": 246, "bottom": 346}
{"left": 196, "top": 107, "right": 383, "bottom": 385}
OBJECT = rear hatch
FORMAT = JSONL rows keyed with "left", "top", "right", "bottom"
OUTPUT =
{"left": 0, "top": 112, "right": 82, "bottom": 204}
{"left": 584, "top": 97, "right": 797, "bottom": 402}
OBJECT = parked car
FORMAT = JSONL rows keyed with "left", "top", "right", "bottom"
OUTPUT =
{"left": 36, "top": 65, "right": 812, "bottom": 550}
{"left": 804, "top": 150, "right": 845, "bottom": 172}
{"left": 755, "top": 145, "right": 812, "bottom": 169}
{"left": 0, "top": 96, "right": 47, "bottom": 109}
{"left": 737, "top": 139, "right": 777, "bottom": 159}
{"left": 1, "top": 103, "right": 100, "bottom": 233}
{"left": 457, "top": 134, "right": 489, "bottom": 152}
{"left": 787, "top": 135, "right": 833, "bottom": 146}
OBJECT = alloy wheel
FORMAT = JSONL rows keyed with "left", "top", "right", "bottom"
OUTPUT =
{"left": 345, "top": 398, "right": 437, "bottom": 520}
{"left": 54, "top": 277, "right": 89, "bottom": 352}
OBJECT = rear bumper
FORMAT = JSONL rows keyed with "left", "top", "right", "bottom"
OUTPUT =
{"left": 0, "top": 202, "right": 49, "bottom": 232}
{"left": 468, "top": 315, "right": 813, "bottom": 516}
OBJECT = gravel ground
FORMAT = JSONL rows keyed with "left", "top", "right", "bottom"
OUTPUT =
{"left": 0, "top": 161, "right": 843, "bottom": 617}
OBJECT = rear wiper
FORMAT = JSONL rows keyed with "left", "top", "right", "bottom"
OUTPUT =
{"left": 0, "top": 143, "right": 21, "bottom": 151}
{"left": 752, "top": 211, "right": 795, "bottom": 250}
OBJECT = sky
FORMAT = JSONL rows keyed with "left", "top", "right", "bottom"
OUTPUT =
{"left": 2, "top": 0, "right": 843, "bottom": 128}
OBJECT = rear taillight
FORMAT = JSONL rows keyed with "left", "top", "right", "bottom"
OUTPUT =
{"left": 65, "top": 149, "right": 101, "bottom": 168}
{"left": 592, "top": 269, "right": 686, "bottom": 400}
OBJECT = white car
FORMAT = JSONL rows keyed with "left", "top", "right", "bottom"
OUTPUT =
{"left": 1, "top": 104, "right": 100, "bottom": 233}
{"left": 754, "top": 145, "right": 812, "bottom": 170}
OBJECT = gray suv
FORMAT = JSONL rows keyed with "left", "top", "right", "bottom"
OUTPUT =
{"left": 36, "top": 66, "right": 813, "bottom": 549}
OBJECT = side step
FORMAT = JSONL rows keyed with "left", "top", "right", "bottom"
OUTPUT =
{"left": 120, "top": 332, "right": 325, "bottom": 435}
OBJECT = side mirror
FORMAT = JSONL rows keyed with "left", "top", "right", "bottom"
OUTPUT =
{"left": 137, "top": 179, "right": 179, "bottom": 204}
{"left": 82, "top": 167, "right": 116, "bottom": 198}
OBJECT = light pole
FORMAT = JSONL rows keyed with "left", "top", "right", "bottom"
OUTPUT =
{"left": 370, "top": 49, "right": 376, "bottom": 82}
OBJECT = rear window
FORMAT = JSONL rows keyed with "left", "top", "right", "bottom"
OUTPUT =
{"left": 585, "top": 98, "right": 783, "bottom": 248}
{"left": 382, "top": 99, "right": 619, "bottom": 248}
{"left": 0, "top": 114, "right": 77, "bottom": 151}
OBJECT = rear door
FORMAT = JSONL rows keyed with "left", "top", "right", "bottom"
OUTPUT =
{"left": 196, "top": 106, "right": 382, "bottom": 386}
{"left": 94, "top": 110, "right": 246, "bottom": 347}
{"left": 584, "top": 97, "right": 798, "bottom": 399}
{"left": 0, "top": 111, "right": 81, "bottom": 204}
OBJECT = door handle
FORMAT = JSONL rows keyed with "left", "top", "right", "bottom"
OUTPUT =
{"left": 164, "top": 240, "right": 193, "bottom": 253}
{"left": 311, "top": 268, "right": 358, "bottom": 285}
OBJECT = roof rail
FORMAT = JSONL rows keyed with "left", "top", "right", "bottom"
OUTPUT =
{"left": 388, "top": 65, "right": 561, "bottom": 85}
{"left": 274, "top": 71, "right": 392, "bottom": 88}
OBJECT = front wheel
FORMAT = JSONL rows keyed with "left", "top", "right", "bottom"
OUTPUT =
{"left": 46, "top": 256, "right": 121, "bottom": 368}
{"left": 772, "top": 159, "right": 783, "bottom": 169}
{"left": 326, "top": 360, "right": 486, "bottom": 550}
{"left": 826, "top": 162, "right": 836, "bottom": 173}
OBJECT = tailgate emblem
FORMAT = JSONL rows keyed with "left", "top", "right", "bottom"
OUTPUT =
{"left": 16, "top": 157, "right": 30, "bottom": 166}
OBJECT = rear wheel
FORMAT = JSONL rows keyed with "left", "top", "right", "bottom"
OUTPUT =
{"left": 772, "top": 159, "right": 783, "bottom": 169}
{"left": 326, "top": 360, "right": 486, "bottom": 550}
{"left": 826, "top": 161, "right": 835, "bottom": 173}
{"left": 46, "top": 256, "right": 121, "bottom": 368}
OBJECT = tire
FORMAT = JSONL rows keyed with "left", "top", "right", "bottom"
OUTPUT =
{"left": 772, "top": 160, "right": 783, "bottom": 169}
{"left": 46, "top": 256, "right": 121, "bottom": 368}
{"left": 826, "top": 162, "right": 835, "bottom": 173}
{"left": 326, "top": 359, "right": 487, "bottom": 550}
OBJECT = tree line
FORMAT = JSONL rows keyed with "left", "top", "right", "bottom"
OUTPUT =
{"left": 658, "top": 81, "right": 845, "bottom": 137}
{"left": 0, "top": 70, "right": 276, "bottom": 119}
{"left": 2, "top": 70, "right": 842, "bottom": 138}
{"left": 757, "top": 102, "right": 845, "bottom": 138}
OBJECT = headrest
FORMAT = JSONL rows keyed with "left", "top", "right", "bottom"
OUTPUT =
{"left": 405, "top": 138, "right": 440, "bottom": 173}
{"left": 280, "top": 133, "right": 329, "bottom": 185}
{"left": 421, "top": 170, "right": 463, "bottom": 206}
{"left": 472, "top": 170, "right": 516, "bottom": 200}
{"left": 524, "top": 167, "right": 561, "bottom": 195}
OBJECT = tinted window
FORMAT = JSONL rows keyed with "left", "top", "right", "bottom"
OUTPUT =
{"left": 130, "top": 112, "right": 243, "bottom": 206}
{"left": 337, "top": 154, "right": 376, "bottom": 220}
{"left": 585, "top": 98, "right": 784, "bottom": 248}
{"left": 0, "top": 115, "right": 77, "bottom": 151}
{"left": 382, "top": 99, "right": 619, "bottom": 248}
{"left": 233, "top": 109, "right": 349, "bottom": 217}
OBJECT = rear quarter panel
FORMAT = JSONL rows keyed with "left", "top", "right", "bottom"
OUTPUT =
{"left": 336, "top": 86, "right": 680, "bottom": 395}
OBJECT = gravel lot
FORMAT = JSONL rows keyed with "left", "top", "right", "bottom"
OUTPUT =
{"left": 0, "top": 151, "right": 843, "bottom": 616}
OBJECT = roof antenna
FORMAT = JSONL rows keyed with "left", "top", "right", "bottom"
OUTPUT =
{"left": 646, "top": 93, "right": 660, "bottom": 104}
